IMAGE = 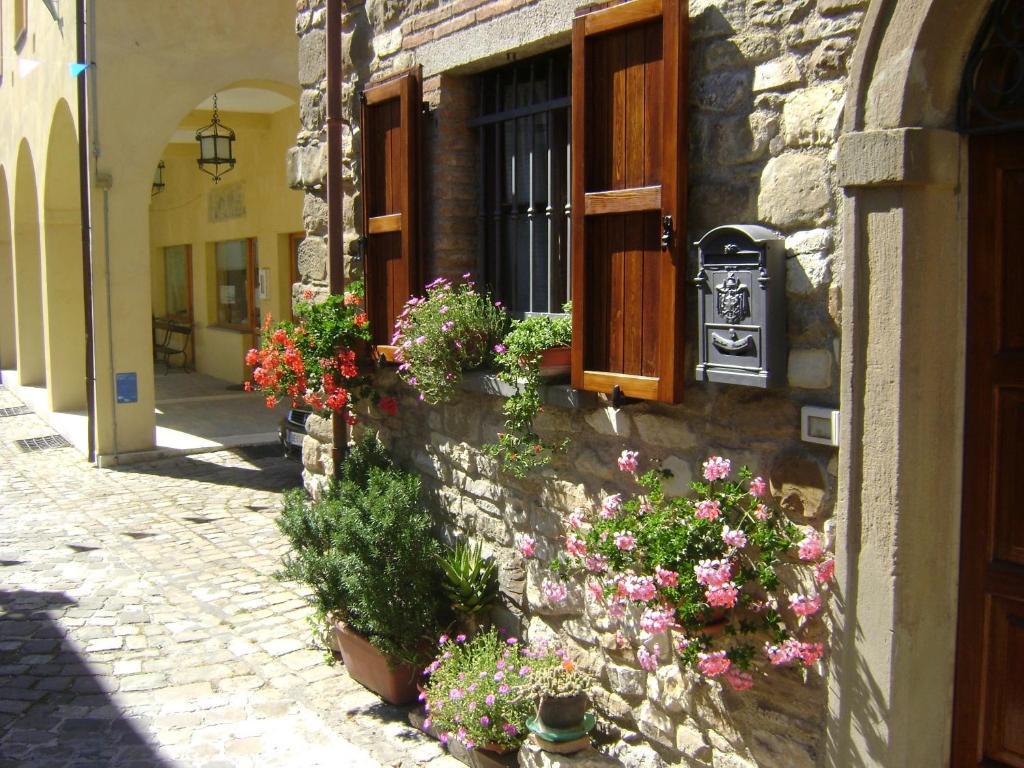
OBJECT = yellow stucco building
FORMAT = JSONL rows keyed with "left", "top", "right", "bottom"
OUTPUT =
{"left": 0, "top": 1, "right": 303, "bottom": 463}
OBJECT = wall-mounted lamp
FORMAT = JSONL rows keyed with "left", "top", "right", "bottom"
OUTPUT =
{"left": 151, "top": 161, "right": 166, "bottom": 197}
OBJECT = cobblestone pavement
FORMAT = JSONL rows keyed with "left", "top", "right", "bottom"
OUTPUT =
{"left": 0, "top": 386, "right": 457, "bottom": 768}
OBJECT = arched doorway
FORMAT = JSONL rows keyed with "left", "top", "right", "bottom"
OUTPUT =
{"left": 13, "top": 141, "right": 46, "bottom": 388}
{"left": 42, "top": 100, "right": 86, "bottom": 412}
{"left": 953, "top": 3, "right": 1024, "bottom": 764}
{"left": 0, "top": 168, "right": 15, "bottom": 371}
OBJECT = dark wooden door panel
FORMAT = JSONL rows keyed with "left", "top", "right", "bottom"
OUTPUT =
{"left": 984, "top": 597, "right": 1024, "bottom": 767}
{"left": 999, "top": 167, "right": 1024, "bottom": 353}
{"left": 955, "top": 131, "right": 1024, "bottom": 768}
{"left": 994, "top": 389, "right": 1024, "bottom": 567}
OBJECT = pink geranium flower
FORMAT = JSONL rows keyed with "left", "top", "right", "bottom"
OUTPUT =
{"left": 617, "top": 575, "right": 657, "bottom": 603}
{"left": 815, "top": 558, "right": 835, "bottom": 584}
{"left": 721, "top": 526, "right": 748, "bottom": 549}
{"left": 705, "top": 581, "right": 740, "bottom": 609}
{"left": 694, "top": 559, "right": 732, "bottom": 587}
{"left": 542, "top": 579, "right": 568, "bottom": 604}
{"left": 567, "top": 508, "right": 587, "bottom": 530}
{"left": 565, "top": 534, "right": 587, "bottom": 557}
{"left": 640, "top": 606, "right": 676, "bottom": 634}
{"left": 654, "top": 566, "right": 679, "bottom": 588}
{"left": 798, "top": 531, "right": 823, "bottom": 561}
{"left": 702, "top": 456, "right": 732, "bottom": 481}
{"left": 614, "top": 531, "right": 637, "bottom": 551}
{"left": 789, "top": 592, "right": 822, "bottom": 617}
{"left": 637, "top": 644, "right": 660, "bottom": 672}
{"left": 695, "top": 499, "right": 721, "bottom": 521}
{"left": 697, "top": 650, "right": 732, "bottom": 677}
{"left": 518, "top": 534, "right": 536, "bottom": 558}
{"left": 584, "top": 554, "right": 608, "bottom": 573}
{"left": 799, "top": 642, "right": 824, "bottom": 666}
{"left": 600, "top": 494, "right": 622, "bottom": 519}
{"left": 724, "top": 668, "right": 754, "bottom": 691}
{"left": 754, "top": 503, "right": 770, "bottom": 521}
{"left": 749, "top": 476, "right": 767, "bottom": 497}
{"left": 617, "top": 449, "right": 640, "bottom": 473}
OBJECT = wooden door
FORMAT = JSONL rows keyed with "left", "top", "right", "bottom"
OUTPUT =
{"left": 361, "top": 68, "right": 421, "bottom": 359}
{"left": 953, "top": 130, "right": 1024, "bottom": 768}
{"left": 571, "top": 0, "right": 687, "bottom": 403}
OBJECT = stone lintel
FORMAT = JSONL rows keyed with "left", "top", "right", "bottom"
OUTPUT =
{"left": 837, "top": 127, "right": 960, "bottom": 189}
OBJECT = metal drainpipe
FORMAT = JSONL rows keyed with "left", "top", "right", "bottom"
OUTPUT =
{"left": 326, "top": 0, "right": 347, "bottom": 477}
{"left": 75, "top": 0, "right": 96, "bottom": 464}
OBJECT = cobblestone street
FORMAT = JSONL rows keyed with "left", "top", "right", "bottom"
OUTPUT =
{"left": 0, "top": 386, "right": 454, "bottom": 768}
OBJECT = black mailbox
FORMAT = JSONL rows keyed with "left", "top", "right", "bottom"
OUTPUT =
{"left": 694, "top": 224, "right": 785, "bottom": 387}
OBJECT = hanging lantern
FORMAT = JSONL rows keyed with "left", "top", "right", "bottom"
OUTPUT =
{"left": 151, "top": 161, "right": 166, "bottom": 197}
{"left": 195, "top": 94, "right": 236, "bottom": 183}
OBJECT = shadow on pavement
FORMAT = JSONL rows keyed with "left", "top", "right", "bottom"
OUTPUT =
{"left": 0, "top": 589, "right": 173, "bottom": 768}
{"left": 112, "top": 446, "right": 303, "bottom": 494}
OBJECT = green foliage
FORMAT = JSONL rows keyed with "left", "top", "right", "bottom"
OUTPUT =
{"left": 393, "top": 276, "right": 509, "bottom": 404}
{"left": 276, "top": 435, "right": 443, "bottom": 666}
{"left": 485, "top": 310, "right": 573, "bottom": 477}
{"left": 438, "top": 540, "right": 499, "bottom": 634}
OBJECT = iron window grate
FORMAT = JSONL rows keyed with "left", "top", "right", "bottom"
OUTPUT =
{"left": 15, "top": 434, "right": 72, "bottom": 452}
{"left": 0, "top": 406, "right": 32, "bottom": 417}
{"left": 475, "top": 48, "right": 572, "bottom": 315}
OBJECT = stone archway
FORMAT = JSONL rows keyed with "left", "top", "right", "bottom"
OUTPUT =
{"left": 830, "top": 1, "right": 993, "bottom": 767}
{"left": 0, "top": 168, "right": 14, "bottom": 371}
{"left": 13, "top": 141, "right": 46, "bottom": 388}
{"left": 42, "top": 99, "right": 86, "bottom": 412}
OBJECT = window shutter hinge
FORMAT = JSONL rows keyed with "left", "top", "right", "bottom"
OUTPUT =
{"left": 661, "top": 215, "right": 673, "bottom": 249}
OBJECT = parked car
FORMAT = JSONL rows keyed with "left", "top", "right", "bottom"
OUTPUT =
{"left": 279, "top": 407, "right": 312, "bottom": 457}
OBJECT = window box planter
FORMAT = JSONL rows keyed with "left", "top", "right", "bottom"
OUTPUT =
{"left": 537, "top": 345, "right": 571, "bottom": 379}
{"left": 332, "top": 620, "right": 422, "bottom": 705}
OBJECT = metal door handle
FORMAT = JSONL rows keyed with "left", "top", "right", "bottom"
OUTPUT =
{"left": 661, "top": 215, "right": 673, "bottom": 249}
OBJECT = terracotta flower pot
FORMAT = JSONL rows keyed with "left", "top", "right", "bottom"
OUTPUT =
{"left": 332, "top": 620, "right": 422, "bottom": 705}
{"left": 537, "top": 692, "right": 589, "bottom": 730}
{"left": 537, "top": 346, "right": 571, "bottom": 378}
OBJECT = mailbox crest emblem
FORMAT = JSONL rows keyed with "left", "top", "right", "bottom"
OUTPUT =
{"left": 716, "top": 272, "right": 750, "bottom": 325}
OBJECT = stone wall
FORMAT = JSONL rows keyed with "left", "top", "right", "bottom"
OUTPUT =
{"left": 291, "top": 0, "right": 868, "bottom": 765}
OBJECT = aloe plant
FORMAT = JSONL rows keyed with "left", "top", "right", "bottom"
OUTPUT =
{"left": 439, "top": 540, "right": 499, "bottom": 636}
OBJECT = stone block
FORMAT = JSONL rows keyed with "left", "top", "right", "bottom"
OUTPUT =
{"left": 782, "top": 85, "right": 844, "bottom": 148}
{"left": 304, "top": 414, "right": 333, "bottom": 444}
{"left": 609, "top": 744, "right": 667, "bottom": 768}
{"left": 769, "top": 455, "right": 827, "bottom": 519}
{"left": 633, "top": 414, "right": 696, "bottom": 451}
{"left": 752, "top": 56, "right": 803, "bottom": 93}
{"left": 525, "top": 563, "right": 582, "bottom": 617}
{"left": 636, "top": 701, "right": 675, "bottom": 750}
{"left": 712, "top": 112, "right": 778, "bottom": 165}
{"left": 606, "top": 663, "right": 646, "bottom": 699}
{"left": 818, "top": 0, "right": 867, "bottom": 11}
{"left": 675, "top": 722, "right": 712, "bottom": 762}
{"left": 585, "top": 408, "right": 632, "bottom": 438}
{"left": 298, "top": 28, "right": 326, "bottom": 86}
{"left": 301, "top": 436, "right": 324, "bottom": 474}
{"left": 518, "top": 741, "right": 623, "bottom": 768}
{"left": 758, "top": 154, "right": 831, "bottom": 230}
{"left": 297, "top": 236, "right": 328, "bottom": 282}
{"left": 786, "top": 348, "right": 832, "bottom": 389}
{"left": 693, "top": 72, "right": 751, "bottom": 113}
{"left": 303, "top": 194, "right": 328, "bottom": 235}
{"left": 660, "top": 456, "right": 694, "bottom": 498}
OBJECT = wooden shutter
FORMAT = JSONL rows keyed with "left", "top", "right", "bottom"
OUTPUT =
{"left": 360, "top": 67, "right": 422, "bottom": 358}
{"left": 570, "top": 0, "right": 688, "bottom": 403}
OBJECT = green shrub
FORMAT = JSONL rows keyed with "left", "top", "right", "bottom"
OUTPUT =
{"left": 277, "top": 435, "right": 443, "bottom": 665}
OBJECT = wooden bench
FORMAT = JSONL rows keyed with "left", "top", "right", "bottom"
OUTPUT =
{"left": 152, "top": 317, "right": 193, "bottom": 373}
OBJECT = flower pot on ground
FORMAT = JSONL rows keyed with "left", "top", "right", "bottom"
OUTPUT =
{"left": 276, "top": 434, "right": 444, "bottom": 702}
{"left": 536, "top": 693, "right": 588, "bottom": 731}
{"left": 332, "top": 620, "right": 421, "bottom": 705}
{"left": 524, "top": 650, "right": 592, "bottom": 738}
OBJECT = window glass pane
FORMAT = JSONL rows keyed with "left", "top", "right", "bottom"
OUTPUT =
{"left": 215, "top": 239, "right": 249, "bottom": 327}
{"left": 477, "top": 49, "right": 571, "bottom": 315}
{"left": 164, "top": 246, "right": 190, "bottom": 319}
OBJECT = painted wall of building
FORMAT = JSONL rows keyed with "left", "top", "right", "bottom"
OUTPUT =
{"left": 149, "top": 105, "right": 303, "bottom": 383}
{"left": 292, "top": 0, "right": 869, "bottom": 765}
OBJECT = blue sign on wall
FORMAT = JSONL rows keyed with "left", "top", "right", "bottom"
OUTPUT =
{"left": 115, "top": 373, "right": 138, "bottom": 404}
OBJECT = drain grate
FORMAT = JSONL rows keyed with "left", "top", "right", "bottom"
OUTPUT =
{"left": 0, "top": 406, "right": 32, "bottom": 418}
{"left": 15, "top": 434, "right": 72, "bottom": 452}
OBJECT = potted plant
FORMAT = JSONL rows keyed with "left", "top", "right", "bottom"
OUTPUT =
{"left": 547, "top": 450, "right": 834, "bottom": 691}
{"left": 528, "top": 655, "right": 590, "bottom": 731}
{"left": 276, "top": 434, "right": 443, "bottom": 704}
{"left": 392, "top": 275, "right": 508, "bottom": 404}
{"left": 439, "top": 540, "right": 499, "bottom": 638}
{"left": 485, "top": 311, "right": 573, "bottom": 477}
{"left": 246, "top": 281, "right": 395, "bottom": 423}
{"left": 422, "top": 630, "right": 533, "bottom": 755}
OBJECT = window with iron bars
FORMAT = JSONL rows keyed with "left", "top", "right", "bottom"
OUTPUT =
{"left": 472, "top": 49, "right": 571, "bottom": 316}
